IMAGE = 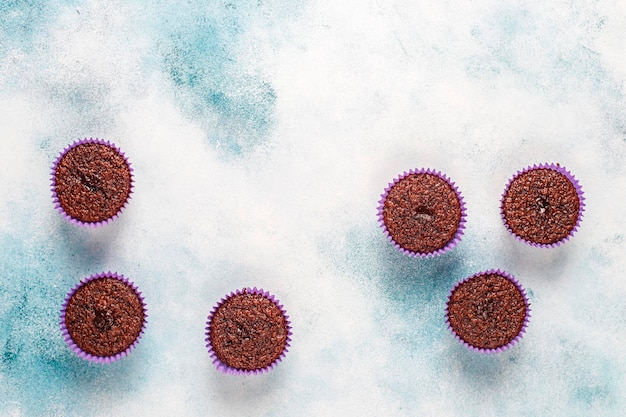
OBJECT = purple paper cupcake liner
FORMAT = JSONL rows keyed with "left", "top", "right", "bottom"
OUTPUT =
{"left": 60, "top": 271, "right": 148, "bottom": 364}
{"left": 377, "top": 168, "right": 467, "bottom": 258}
{"left": 445, "top": 269, "right": 531, "bottom": 354}
{"left": 500, "top": 163, "right": 585, "bottom": 248}
{"left": 50, "top": 138, "right": 134, "bottom": 228}
{"left": 205, "top": 287, "right": 292, "bottom": 376}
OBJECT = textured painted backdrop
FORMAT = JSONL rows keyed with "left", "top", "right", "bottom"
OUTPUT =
{"left": 1, "top": 1, "right": 625, "bottom": 416}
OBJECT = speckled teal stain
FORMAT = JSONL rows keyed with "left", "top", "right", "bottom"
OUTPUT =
{"left": 152, "top": 1, "right": 292, "bottom": 157}
{"left": 0, "top": 233, "right": 65, "bottom": 415}
{"left": 0, "top": 0, "right": 48, "bottom": 50}
{"left": 466, "top": 6, "right": 611, "bottom": 93}
{"left": 575, "top": 385, "right": 611, "bottom": 407}
{"left": 163, "top": 39, "right": 277, "bottom": 156}
{"left": 465, "top": 5, "right": 626, "bottom": 136}
{"left": 0, "top": 0, "right": 79, "bottom": 54}
{"left": 327, "top": 226, "right": 473, "bottom": 346}
{"left": 0, "top": 230, "right": 148, "bottom": 417}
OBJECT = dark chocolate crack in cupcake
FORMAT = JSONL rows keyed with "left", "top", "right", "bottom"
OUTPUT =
{"left": 60, "top": 272, "right": 147, "bottom": 363}
{"left": 51, "top": 138, "right": 133, "bottom": 227}
{"left": 206, "top": 287, "right": 291, "bottom": 375}
{"left": 378, "top": 168, "right": 466, "bottom": 257}
{"left": 501, "top": 163, "right": 584, "bottom": 247}
{"left": 446, "top": 270, "right": 530, "bottom": 353}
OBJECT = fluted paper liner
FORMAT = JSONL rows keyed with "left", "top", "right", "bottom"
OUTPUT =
{"left": 60, "top": 272, "right": 147, "bottom": 364}
{"left": 500, "top": 163, "right": 584, "bottom": 248}
{"left": 377, "top": 168, "right": 467, "bottom": 258}
{"left": 205, "top": 287, "right": 292, "bottom": 375}
{"left": 445, "top": 269, "right": 531, "bottom": 354}
{"left": 51, "top": 138, "right": 134, "bottom": 228}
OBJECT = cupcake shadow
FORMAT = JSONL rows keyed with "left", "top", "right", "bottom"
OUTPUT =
{"left": 448, "top": 342, "right": 507, "bottom": 387}
{"left": 54, "top": 348, "right": 146, "bottom": 398}
{"left": 207, "top": 365, "right": 286, "bottom": 406}
{"left": 375, "top": 241, "right": 469, "bottom": 306}
{"left": 500, "top": 233, "right": 574, "bottom": 282}
{"left": 57, "top": 218, "right": 124, "bottom": 270}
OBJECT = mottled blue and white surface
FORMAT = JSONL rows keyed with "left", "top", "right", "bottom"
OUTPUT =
{"left": 1, "top": 1, "right": 626, "bottom": 416}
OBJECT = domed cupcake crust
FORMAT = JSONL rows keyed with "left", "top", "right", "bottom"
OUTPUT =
{"left": 60, "top": 272, "right": 147, "bottom": 363}
{"left": 446, "top": 270, "right": 530, "bottom": 353}
{"left": 501, "top": 163, "right": 584, "bottom": 247}
{"left": 51, "top": 139, "right": 134, "bottom": 227}
{"left": 206, "top": 288, "right": 291, "bottom": 375}
{"left": 378, "top": 168, "right": 466, "bottom": 257}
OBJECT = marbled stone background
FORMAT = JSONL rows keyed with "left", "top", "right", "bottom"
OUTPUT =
{"left": 1, "top": 1, "right": 625, "bottom": 416}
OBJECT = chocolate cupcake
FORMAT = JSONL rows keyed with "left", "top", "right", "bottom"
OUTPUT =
{"left": 60, "top": 272, "right": 147, "bottom": 363}
{"left": 205, "top": 287, "right": 291, "bottom": 375}
{"left": 501, "top": 163, "right": 584, "bottom": 247}
{"left": 378, "top": 168, "right": 466, "bottom": 257}
{"left": 446, "top": 269, "right": 530, "bottom": 353}
{"left": 51, "top": 138, "right": 134, "bottom": 227}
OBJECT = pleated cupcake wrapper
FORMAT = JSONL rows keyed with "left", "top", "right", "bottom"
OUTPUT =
{"left": 51, "top": 138, "right": 134, "bottom": 228}
{"left": 377, "top": 168, "right": 467, "bottom": 258}
{"left": 500, "top": 163, "right": 585, "bottom": 248}
{"left": 445, "top": 269, "right": 531, "bottom": 354}
{"left": 205, "top": 287, "right": 292, "bottom": 376}
{"left": 60, "top": 271, "right": 148, "bottom": 364}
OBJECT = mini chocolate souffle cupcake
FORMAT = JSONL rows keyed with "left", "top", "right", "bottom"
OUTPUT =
{"left": 205, "top": 287, "right": 291, "bottom": 375}
{"left": 501, "top": 163, "right": 584, "bottom": 247}
{"left": 446, "top": 269, "right": 530, "bottom": 353}
{"left": 51, "top": 138, "right": 134, "bottom": 227}
{"left": 60, "top": 272, "right": 147, "bottom": 363}
{"left": 378, "top": 168, "right": 466, "bottom": 257}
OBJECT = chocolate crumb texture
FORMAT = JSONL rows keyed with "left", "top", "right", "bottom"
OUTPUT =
{"left": 53, "top": 140, "right": 133, "bottom": 224}
{"left": 208, "top": 288, "right": 290, "bottom": 373}
{"left": 447, "top": 271, "right": 529, "bottom": 351}
{"left": 63, "top": 274, "right": 146, "bottom": 359}
{"left": 381, "top": 170, "right": 463, "bottom": 255}
{"left": 501, "top": 165, "right": 583, "bottom": 246}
